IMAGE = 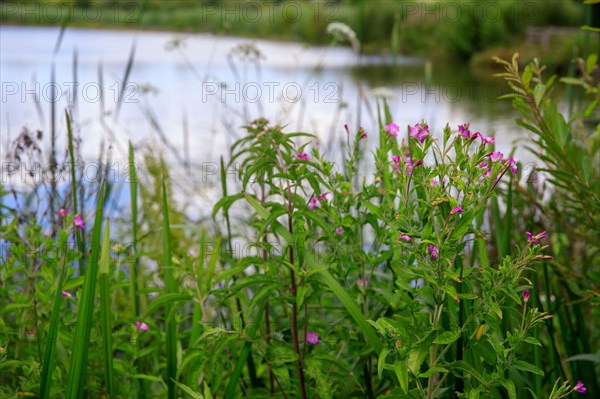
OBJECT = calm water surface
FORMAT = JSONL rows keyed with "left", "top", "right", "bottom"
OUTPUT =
{"left": 1, "top": 26, "right": 535, "bottom": 205}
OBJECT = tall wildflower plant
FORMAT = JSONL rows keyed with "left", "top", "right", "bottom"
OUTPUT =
{"left": 213, "top": 104, "right": 581, "bottom": 397}
{"left": 494, "top": 53, "right": 599, "bottom": 397}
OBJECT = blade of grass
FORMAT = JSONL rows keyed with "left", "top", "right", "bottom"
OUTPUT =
{"left": 129, "top": 142, "right": 140, "bottom": 317}
{"left": 115, "top": 41, "right": 136, "bottom": 122}
{"left": 49, "top": 62, "right": 57, "bottom": 229}
{"left": 99, "top": 219, "right": 115, "bottom": 397}
{"left": 39, "top": 234, "right": 70, "bottom": 399}
{"left": 72, "top": 47, "right": 78, "bottom": 112}
{"left": 65, "top": 180, "right": 106, "bottom": 397}
{"left": 128, "top": 142, "right": 146, "bottom": 398}
{"left": 66, "top": 111, "right": 85, "bottom": 274}
{"left": 162, "top": 180, "right": 177, "bottom": 399}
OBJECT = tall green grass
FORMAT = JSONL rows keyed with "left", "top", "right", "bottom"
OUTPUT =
{"left": 65, "top": 181, "right": 106, "bottom": 397}
{"left": 99, "top": 219, "right": 115, "bottom": 398}
{"left": 162, "top": 180, "right": 177, "bottom": 399}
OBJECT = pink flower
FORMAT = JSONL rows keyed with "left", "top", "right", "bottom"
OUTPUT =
{"left": 458, "top": 123, "right": 471, "bottom": 139}
{"left": 306, "top": 332, "right": 319, "bottom": 345}
{"left": 483, "top": 168, "right": 492, "bottom": 178}
{"left": 523, "top": 290, "right": 531, "bottom": 303}
{"left": 399, "top": 234, "right": 411, "bottom": 241}
{"left": 405, "top": 157, "right": 414, "bottom": 176}
{"left": 410, "top": 121, "right": 430, "bottom": 143}
{"left": 357, "top": 278, "right": 369, "bottom": 289}
{"left": 335, "top": 227, "right": 344, "bottom": 235}
{"left": 72, "top": 214, "right": 85, "bottom": 230}
{"left": 315, "top": 141, "right": 320, "bottom": 148}
{"left": 61, "top": 290, "right": 73, "bottom": 299}
{"left": 308, "top": 197, "right": 318, "bottom": 210}
{"left": 490, "top": 151, "right": 504, "bottom": 163}
{"left": 430, "top": 178, "right": 438, "bottom": 186}
{"left": 573, "top": 380, "right": 587, "bottom": 394}
{"left": 317, "top": 192, "right": 329, "bottom": 201}
{"left": 397, "top": 155, "right": 420, "bottom": 176}
{"left": 507, "top": 157, "right": 518, "bottom": 175}
{"left": 56, "top": 208, "right": 71, "bottom": 216}
{"left": 384, "top": 122, "right": 400, "bottom": 137}
{"left": 428, "top": 245, "right": 439, "bottom": 259}
{"left": 135, "top": 321, "right": 149, "bottom": 332}
{"left": 391, "top": 155, "right": 401, "bottom": 173}
{"left": 358, "top": 127, "right": 367, "bottom": 139}
{"left": 297, "top": 152, "right": 309, "bottom": 160}
{"left": 478, "top": 161, "right": 488, "bottom": 168}
{"left": 450, "top": 206, "right": 464, "bottom": 215}
{"left": 526, "top": 230, "right": 547, "bottom": 243}
{"left": 481, "top": 135, "right": 495, "bottom": 144}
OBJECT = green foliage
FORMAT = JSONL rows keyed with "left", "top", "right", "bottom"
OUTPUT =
{"left": 494, "top": 53, "right": 600, "bottom": 397}
{"left": 1, "top": 34, "right": 597, "bottom": 399}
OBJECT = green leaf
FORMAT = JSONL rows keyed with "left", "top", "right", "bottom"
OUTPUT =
{"left": 419, "top": 366, "right": 448, "bottom": 378}
{"left": 174, "top": 381, "right": 205, "bottom": 399}
{"left": 488, "top": 300, "right": 503, "bottom": 320}
{"left": 394, "top": 360, "right": 409, "bottom": 394}
{"left": 315, "top": 265, "right": 383, "bottom": 353}
{"left": 451, "top": 360, "right": 486, "bottom": 384}
{"left": 162, "top": 181, "right": 178, "bottom": 399}
{"left": 268, "top": 344, "right": 299, "bottom": 364}
{"left": 522, "top": 67, "right": 532, "bottom": 88}
{"left": 224, "top": 308, "right": 264, "bottom": 397}
{"left": 565, "top": 353, "right": 600, "bottom": 363}
{"left": 99, "top": 220, "right": 115, "bottom": 397}
{"left": 132, "top": 374, "right": 167, "bottom": 385}
{"left": 66, "top": 181, "right": 105, "bottom": 398}
{"left": 434, "top": 330, "right": 460, "bottom": 345}
{"left": 440, "top": 285, "right": 460, "bottom": 302}
{"left": 586, "top": 54, "right": 598, "bottom": 74}
{"left": 407, "top": 331, "right": 435, "bottom": 372}
{"left": 499, "top": 379, "right": 516, "bottom": 399}
{"left": 378, "top": 348, "right": 391, "bottom": 378}
{"left": 581, "top": 25, "right": 600, "bottom": 32}
{"left": 513, "top": 360, "right": 544, "bottom": 376}
{"left": 39, "top": 235, "right": 70, "bottom": 399}
{"left": 524, "top": 337, "right": 542, "bottom": 347}
{"left": 248, "top": 284, "right": 276, "bottom": 314}
{"left": 128, "top": 141, "right": 140, "bottom": 318}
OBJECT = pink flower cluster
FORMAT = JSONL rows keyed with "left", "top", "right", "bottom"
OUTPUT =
{"left": 480, "top": 151, "right": 518, "bottom": 178}
{"left": 458, "top": 123, "right": 494, "bottom": 143}
{"left": 309, "top": 192, "right": 329, "bottom": 210}
{"left": 409, "top": 121, "right": 430, "bottom": 143}
{"left": 526, "top": 230, "right": 547, "bottom": 243}
{"left": 392, "top": 155, "right": 421, "bottom": 175}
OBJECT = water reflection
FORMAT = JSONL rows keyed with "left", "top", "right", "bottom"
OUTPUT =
{"left": 1, "top": 25, "right": 535, "bottom": 196}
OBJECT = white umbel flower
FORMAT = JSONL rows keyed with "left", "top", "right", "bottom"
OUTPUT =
{"left": 326, "top": 22, "right": 361, "bottom": 53}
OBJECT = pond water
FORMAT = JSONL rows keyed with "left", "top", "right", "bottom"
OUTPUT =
{"left": 1, "top": 25, "right": 536, "bottom": 210}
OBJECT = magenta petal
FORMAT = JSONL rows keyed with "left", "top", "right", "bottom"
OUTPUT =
{"left": 306, "top": 332, "right": 319, "bottom": 345}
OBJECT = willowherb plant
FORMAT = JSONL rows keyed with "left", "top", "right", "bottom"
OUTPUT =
{"left": 211, "top": 100, "right": 582, "bottom": 397}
